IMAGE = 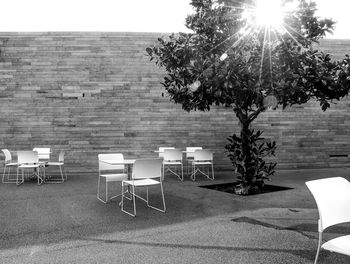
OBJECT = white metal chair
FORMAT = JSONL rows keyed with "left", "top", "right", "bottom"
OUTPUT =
{"left": 306, "top": 177, "right": 350, "bottom": 264}
{"left": 33, "top": 147, "right": 51, "bottom": 161}
{"left": 45, "top": 150, "right": 66, "bottom": 183}
{"left": 186, "top": 147, "right": 203, "bottom": 159}
{"left": 190, "top": 149, "right": 214, "bottom": 181}
{"left": 162, "top": 149, "right": 183, "bottom": 181}
{"left": 121, "top": 158, "right": 165, "bottom": 217}
{"left": 158, "top": 147, "right": 175, "bottom": 159}
{"left": 185, "top": 147, "right": 202, "bottom": 175}
{"left": 17, "top": 151, "right": 43, "bottom": 185}
{"left": 2, "top": 149, "right": 18, "bottom": 183}
{"left": 97, "top": 153, "right": 128, "bottom": 203}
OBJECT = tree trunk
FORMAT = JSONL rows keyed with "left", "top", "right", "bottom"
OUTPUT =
{"left": 234, "top": 108, "right": 257, "bottom": 192}
{"left": 230, "top": 107, "right": 274, "bottom": 195}
{"left": 240, "top": 117, "right": 255, "bottom": 185}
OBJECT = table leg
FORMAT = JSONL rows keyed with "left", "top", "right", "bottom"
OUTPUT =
{"left": 119, "top": 164, "right": 133, "bottom": 207}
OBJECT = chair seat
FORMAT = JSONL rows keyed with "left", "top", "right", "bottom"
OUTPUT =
{"left": 5, "top": 162, "right": 17, "bottom": 166}
{"left": 19, "top": 164, "right": 40, "bottom": 169}
{"left": 322, "top": 235, "right": 350, "bottom": 256}
{"left": 100, "top": 173, "right": 128, "bottom": 182}
{"left": 163, "top": 161, "right": 182, "bottom": 165}
{"left": 193, "top": 161, "right": 212, "bottom": 165}
{"left": 123, "top": 178, "right": 160, "bottom": 186}
{"left": 46, "top": 162, "right": 63, "bottom": 166}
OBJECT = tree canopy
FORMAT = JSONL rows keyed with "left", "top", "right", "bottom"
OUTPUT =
{"left": 147, "top": 0, "right": 350, "bottom": 116}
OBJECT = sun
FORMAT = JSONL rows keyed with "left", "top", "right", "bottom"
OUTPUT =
{"left": 240, "top": 0, "right": 296, "bottom": 33}
{"left": 254, "top": 0, "right": 285, "bottom": 29}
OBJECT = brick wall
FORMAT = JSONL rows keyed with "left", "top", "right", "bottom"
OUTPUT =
{"left": 0, "top": 32, "right": 349, "bottom": 174}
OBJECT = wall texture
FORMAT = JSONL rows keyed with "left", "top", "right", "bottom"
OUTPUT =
{"left": 0, "top": 33, "right": 349, "bottom": 174}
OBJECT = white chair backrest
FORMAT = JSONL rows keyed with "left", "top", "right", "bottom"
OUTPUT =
{"left": 1, "top": 149, "right": 12, "bottom": 164}
{"left": 158, "top": 147, "right": 175, "bottom": 159}
{"left": 193, "top": 149, "right": 213, "bottom": 161}
{"left": 306, "top": 177, "right": 350, "bottom": 231}
{"left": 17, "top": 151, "right": 39, "bottom": 165}
{"left": 163, "top": 149, "right": 182, "bottom": 161}
{"left": 98, "top": 153, "right": 124, "bottom": 171}
{"left": 33, "top": 147, "right": 50, "bottom": 160}
{"left": 186, "top": 147, "right": 202, "bottom": 159}
{"left": 132, "top": 158, "right": 163, "bottom": 180}
{"left": 58, "top": 151, "right": 65, "bottom": 163}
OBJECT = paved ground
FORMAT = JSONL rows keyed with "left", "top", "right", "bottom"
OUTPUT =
{"left": 1, "top": 167, "right": 350, "bottom": 263}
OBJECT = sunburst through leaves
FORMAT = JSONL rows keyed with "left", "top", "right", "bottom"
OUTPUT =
{"left": 192, "top": 0, "right": 303, "bottom": 104}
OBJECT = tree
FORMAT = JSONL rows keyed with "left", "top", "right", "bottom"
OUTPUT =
{"left": 146, "top": 0, "right": 350, "bottom": 194}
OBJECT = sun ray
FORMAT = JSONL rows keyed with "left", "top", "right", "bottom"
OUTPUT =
{"left": 204, "top": 29, "right": 243, "bottom": 56}
{"left": 268, "top": 27, "right": 273, "bottom": 88}
{"left": 224, "top": 0, "right": 256, "bottom": 10}
{"left": 283, "top": 23, "right": 310, "bottom": 44}
{"left": 218, "top": 23, "right": 255, "bottom": 61}
{"left": 259, "top": 27, "right": 268, "bottom": 85}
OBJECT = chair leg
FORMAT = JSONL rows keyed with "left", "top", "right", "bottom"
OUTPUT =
{"left": 314, "top": 232, "right": 322, "bottom": 264}
{"left": 64, "top": 166, "right": 68, "bottom": 181}
{"left": 59, "top": 166, "right": 64, "bottom": 182}
{"left": 16, "top": 167, "right": 19, "bottom": 186}
{"left": 146, "top": 187, "right": 149, "bottom": 205}
{"left": 37, "top": 168, "right": 40, "bottom": 185}
{"left": 105, "top": 181, "right": 108, "bottom": 202}
{"left": 2, "top": 166, "right": 5, "bottom": 183}
{"left": 16, "top": 167, "right": 23, "bottom": 186}
{"left": 181, "top": 163, "right": 183, "bottom": 181}
{"left": 121, "top": 182, "right": 137, "bottom": 217}
{"left": 41, "top": 167, "right": 45, "bottom": 184}
{"left": 37, "top": 167, "right": 43, "bottom": 185}
{"left": 17, "top": 168, "right": 24, "bottom": 186}
{"left": 211, "top": 164, "right": 214, "bottom": 180}
{"left": 121, "top": 182, "right": 126, "bottom": 211}
{"left": 132, "top": 185, "right": 136, "bottom": 216}
{"left": 2, "top": 166, "right": 9, "bottom": 183}
{"left": 191, "top": 163, "right": 196, "bottom": 181}
{"left": 97, "top": 176, "right": 107, "bottom": 203}
{"left": 3, "top": 166, "right": 17, "bottom": 183}
{"left": 147, "top": 182, "right": 166, "bottom": 213}
{"left": 160, "top": 181, "right": 166, "bottom": 212}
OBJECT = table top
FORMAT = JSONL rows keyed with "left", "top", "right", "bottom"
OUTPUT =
{"left": 155, "top": 150, "right": 213, "bottom": 153}
{"left": 100, "top": 159, "right": 135, "bottom": 165}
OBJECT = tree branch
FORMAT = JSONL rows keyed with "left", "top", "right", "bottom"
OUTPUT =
{"left": 248, "top": 107, "right": 265, "bottom": 123}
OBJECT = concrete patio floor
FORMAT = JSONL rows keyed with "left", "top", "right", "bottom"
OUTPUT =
{"left": 1, "top": 167, "right": 350, "bottom": 263}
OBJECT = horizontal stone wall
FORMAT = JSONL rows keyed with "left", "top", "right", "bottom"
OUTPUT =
{"left": 0, "top": 32, "right": 349, "bottom": 174}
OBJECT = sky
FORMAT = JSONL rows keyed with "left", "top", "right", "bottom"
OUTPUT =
{"left": 0, "top": 0, "right": 349, "bottom": 39}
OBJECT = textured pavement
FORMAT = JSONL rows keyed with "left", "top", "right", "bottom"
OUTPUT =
{"left": 1, "top": 167, "right": 350, "bottom": 263}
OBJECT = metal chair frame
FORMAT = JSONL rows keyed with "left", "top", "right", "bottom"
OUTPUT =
{"left": 2, "top": 149, "right": 18, "bottom": 183}
{"left": 45, "top": 150, "right": 66, "bottom": 183}
{"left": 97, "top": 153, "right": 128, "bottom": 203}
{"left": 185, "top": 147, "right": 202, "bottom": 176}
{"left": 190, "top": 149, "right": 214, "bottom": 181}
{"left": 16, "top": 151, "right": 43, "bottom": 185}
{"left": 121, "top": 158, "right": 165, "bottom": 217}
{"left": 162, "top": 149, "right": 183, "bottom": 181}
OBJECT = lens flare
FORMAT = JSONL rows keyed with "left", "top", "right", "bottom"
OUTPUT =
{"left": 220, "top": 53, "right": 228, "bottom": 61}
{"left": 189, "top": 80, "right": 201, "bottom": 92}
